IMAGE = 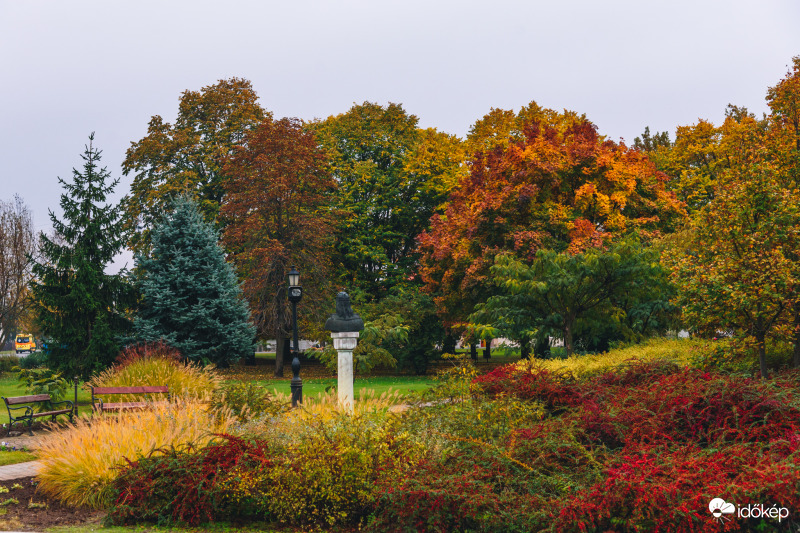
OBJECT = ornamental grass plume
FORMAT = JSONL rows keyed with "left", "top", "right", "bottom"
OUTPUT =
{"left": 276, "top": 387, "right": 403, "bottom": 419}
{"left": 522, "top": 337, "right": 702, "bottom": 378}
{"left": 35, "top": 400, "right": 234, "bottom": 508}
{"left": 236, "top": 388, "right": 404, "bottom": 445}
{"left": 89, "top": 342, "right": 220, "bottom": 401}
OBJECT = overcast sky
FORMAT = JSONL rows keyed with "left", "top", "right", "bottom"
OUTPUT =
{"left": 2, "top": 0, "right": 799, "bottom": 271}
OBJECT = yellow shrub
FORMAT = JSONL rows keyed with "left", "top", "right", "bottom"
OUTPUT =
{"left": 220, "top": 392, "right": 420, "bottom": 527}
{"left": 239, "top": 388, "right": 403, "bottom": 444}
{"left": 35, "top": 400, "right": 233, "bottom": 508}
{"left": 523, "top": 338, "right": 704, "bottom": 378}
{"left": 89, "top": 356, "right": 220, "bottom": 400}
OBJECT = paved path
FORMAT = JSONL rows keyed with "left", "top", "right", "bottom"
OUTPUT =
{"left": 0, "top": 460, "right": 41, "bottom": 480}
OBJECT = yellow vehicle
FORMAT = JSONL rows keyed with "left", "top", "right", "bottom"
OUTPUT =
{"left": 14, "top": 334, "right": 35, "bottom": 354}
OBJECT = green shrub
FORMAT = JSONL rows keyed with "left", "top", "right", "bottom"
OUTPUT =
{"left": 690, "top": 335, "right": 794, "bottom": 375}
{"left": 0, "top": 354, "right": 20, "bottom": 373}
{"left": 210, "top": 382, "right": 284, "bottom": 422}
{"left": 17, "top": 350, "right": 46, "bottom": 369}
{"left": 226, "top": 413, "right": 417, "bottom": 527}
{"left": 13, "top": 367, "right": 70, "bottom": 406}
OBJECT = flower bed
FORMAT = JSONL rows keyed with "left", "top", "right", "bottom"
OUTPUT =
{"left": 43, "top": 353, "right": 800, "bottom": 531}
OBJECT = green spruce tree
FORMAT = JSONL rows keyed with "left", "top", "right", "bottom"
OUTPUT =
{"left": 30, "top": 134, "right": 135, "bottom": 378}
{"left": 134, "top": 196, "right": 254, "bottom": 366}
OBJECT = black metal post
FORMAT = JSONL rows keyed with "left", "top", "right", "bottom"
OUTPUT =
{"left": 290, "top": 299, "right": 302, "bottom": 407}
{"left": 73, "top": 376, "right": 79, "bottom": 419}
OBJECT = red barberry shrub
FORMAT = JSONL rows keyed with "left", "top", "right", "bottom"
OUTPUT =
{"left": 554, "top": 443, "right": 800, "bottom": 533}
{"left": 473, "top": 365, "right": 583, "bottom": 411}
{"left": 108, "top": 434, "right": 272, "bottom": 526}
{"left": 116, "top": 340, "right": 183, "bottom": 366}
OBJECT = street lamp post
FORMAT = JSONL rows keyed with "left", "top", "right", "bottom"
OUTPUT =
{"left": 288, "top": 266, "right": 303, "bottom": 407}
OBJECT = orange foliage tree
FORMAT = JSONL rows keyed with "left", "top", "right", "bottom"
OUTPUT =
{"left": 418, "top": 102, "right": 685, "bottom": 341}
{"left": 221, "top": 117, "right": 335, "bottom": 376}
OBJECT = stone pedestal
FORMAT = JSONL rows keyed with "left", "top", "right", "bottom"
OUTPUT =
{"left": 331, "top": 331, "right": 360, "bottom": 412}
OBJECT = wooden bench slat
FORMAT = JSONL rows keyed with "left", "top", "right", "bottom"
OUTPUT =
{"left": 101, "top": 401, "right": 170, "bottom": 411}
{"left": 31, "top": 409, "right": 72, "bottom": 417}
{"left": 92, "top": 386, "right": 168, "bottom": 394}
{"left": 4, "top": 394, "right": 53, "bottom": 404}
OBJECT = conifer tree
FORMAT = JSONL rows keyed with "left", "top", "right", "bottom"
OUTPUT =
{"left": 30, "top": 134, "right": 135, "bottom": 378}
{"left": 134, "top": 196, "right": 254, "bottom": 366}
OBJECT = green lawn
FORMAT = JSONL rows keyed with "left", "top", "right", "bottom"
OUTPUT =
{"left": 0, "top": 450, "right": 37, "bottom": 465}
{"left": 0, "top": 370, "right": 434, "bottom": 426}
{"left": 247, "top": 375, "right": 433, "bottom": 399}
{"left": 0, "top": 376, "right": 94, "bottom": 427}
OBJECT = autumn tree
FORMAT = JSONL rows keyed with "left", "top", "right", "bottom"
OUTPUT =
{"left": 134, "top": 197, "right": 255, "bottom": 367}
{"left": 633, "top": 126, "right": 672, "bottom": 173}
{"left": 222, "top": 117, "right": 334, "bottom": 377}
{"left": 312, "top": 102, "right": 464, "bottom": 299}
{"left": 766, "top": 55, "right": 800, "bottom": 366}
{"left": 29, "top": 135, "right": 136, "bottom": 378}
{"left": 666, "top": 57, "right": 800, "bottom": 377}
{"left": 0, "top": 196, "right": 35, "bottom": 346}
{"left": 667, "top": 158, "right": 796, "bottom": 377}
{"left": 419, "top": 102, "right": 686, "bottom": 349}
{"left": 123, "top": 78, "right": 267, "bottom": 255}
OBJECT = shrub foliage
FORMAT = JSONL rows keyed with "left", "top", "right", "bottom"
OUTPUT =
{"left": 89, "top": 352, "right": 800, "bottom": 531}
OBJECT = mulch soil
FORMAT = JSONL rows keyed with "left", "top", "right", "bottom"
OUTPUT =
{"left": 0, "top": 476, "right": 104, "bottom": 531}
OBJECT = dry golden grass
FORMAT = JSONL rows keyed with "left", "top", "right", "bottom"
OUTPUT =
{"left": 35, "top": 400, "right": 233, "bottom": 509}
{"left": 88, "top": 356, "right": 220, "bottom": 401}
{"left": 239, "top": 388, "right": 404, "bottom": 444}
{"left": 519, "top": 338, "right": 704, "bottom": 378}
{"left": 277, "top": 387, "right": 404, "bottom": 417}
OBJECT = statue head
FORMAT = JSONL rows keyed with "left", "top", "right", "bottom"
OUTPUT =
{"left": 335, "top": 291, "right": 355, "bottom": 319}
{"left": 324, "top": 290, "right": 364, "bottom": 332}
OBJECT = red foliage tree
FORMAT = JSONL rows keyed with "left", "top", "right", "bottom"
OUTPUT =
{"left": 222, "top": 117, "right": 335, "bottom": 376}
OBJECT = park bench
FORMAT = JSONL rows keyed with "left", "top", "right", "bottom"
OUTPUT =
{"left": 90, "top": 386, "right": 170, "bottom": 413}
{"left": 1, "top": 394, "right": 74, "bottom": 436}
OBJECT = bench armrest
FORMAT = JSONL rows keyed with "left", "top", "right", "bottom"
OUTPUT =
{"left": 6, "top": 405, "right": 33, "bottom": 418}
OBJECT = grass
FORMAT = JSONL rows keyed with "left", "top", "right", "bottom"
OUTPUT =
{"left": 0, "top": 450, "right": 36, "bottom": 465}
{"left": 36, "top": 400, "right": 235, "bottom": 508}
{"left": 0, "top": 375, "right": 95, "bottom": 427}
{"left": 247, "top": 375, "right": 433, "bottom": 400}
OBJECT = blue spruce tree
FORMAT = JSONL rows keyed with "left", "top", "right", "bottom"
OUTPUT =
{"left": 134, "top": 196, "right": 254, "bottom": 366}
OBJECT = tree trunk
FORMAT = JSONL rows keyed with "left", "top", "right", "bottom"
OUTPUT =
{"left": 443, "top": 333, "right": 457, "bottom": 355}
{"left": 246, "top": 344, "right": 257, "bottom": 365}
{"left": 794, "top": 308, "right": 800, "bottom": 368}
{"left": 564, "top": 323, "right": 574, "bottom": 357}
{"left": 274, "top": 334, "right": 285, "bottom": 377}
{"left": 483, "top": 338, "right": 492, "bottom": 360}
{"left": 520, "top": 339, "right": 531, "bottom": 360}
{"left": 534, "top": 335, "right": 550, "bottom": 359}
{"left": 470, "top": 342, "right": 478, "bottom": 361}
{"left": 756, "top": 331, "right": 768, "bottom": 379}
